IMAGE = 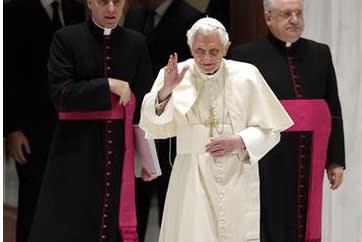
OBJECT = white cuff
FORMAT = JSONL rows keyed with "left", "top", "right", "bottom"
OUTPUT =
{"left": 238, "top": 127, "right": 280, "bottom": 164}
{"left": 142, "top": 92, "right": 175, "bottom": 125}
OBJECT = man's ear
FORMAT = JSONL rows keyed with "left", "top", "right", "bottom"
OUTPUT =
{"left": 189, "top": 46, "right": 195, "bottom": 57}
{"left": 87, "top": 0, "right": 92, "bottom": 10}
{"left": 224, "top": 41, "right": 231, "bottom": 56}
{"left": 265, "top": 10, "right": 272, "bottom": 26}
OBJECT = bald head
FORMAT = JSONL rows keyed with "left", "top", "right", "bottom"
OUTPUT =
{"left": 263, "top": 0, "right": 304, "bottom": 10}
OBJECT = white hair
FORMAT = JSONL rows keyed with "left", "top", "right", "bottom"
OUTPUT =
{"left": 263, "top": 0, "right": 304, "bottom": 10}
{"left": 186, "top": 17, "right": 229, "bottom": 48}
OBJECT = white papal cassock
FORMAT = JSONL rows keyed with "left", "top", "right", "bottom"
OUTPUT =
{"left": 140, "top": 59, "right": 294, "bottom": 242}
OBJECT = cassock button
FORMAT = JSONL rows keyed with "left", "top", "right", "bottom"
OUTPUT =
{"left": 106, "top": 66, "right": 111, "bottom": 71}
{"left": 105, "top": 203, "right": 109, "bottom": 208}
{"left": 107, "top": 120, "right": 112, "bottom": 124}
{"left": 107, "top": 161, "right": 111, "bottom": 165}
{"left": 103, "top": 224, "right": 107, "bottom": 228}
{"left": 104, "top": 214, "right": 108, "bottom": 218}
{"left": 106, "top": 172, "right": 111, "bottom": 176}
{"left": 106, "top": 56, "right": 111, "bottom": 60}
{"left": 108, "top": 151, "right": 112, "bottom": 155}
{"left": 106, "top": 193, "right": 110, "bottom": 197}
{"left": 106, "top": 182, "right": 110, "bottom": 186}
{"left": 106, "top": 46, "right": 110, "bottom": 50}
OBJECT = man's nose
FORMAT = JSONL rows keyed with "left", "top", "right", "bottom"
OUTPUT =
{"left": 106, "top": 1, "right": 115, "bottom": 12}
{"left": 289, "top": 12, "right": 300, "bottom": 23}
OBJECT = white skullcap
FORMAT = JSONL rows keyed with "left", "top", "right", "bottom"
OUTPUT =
{"left": 190, "top": 17, "right": 226, "bottom": 32}
{"left": 186, "top": 17, "right": 229, "bottom": 47}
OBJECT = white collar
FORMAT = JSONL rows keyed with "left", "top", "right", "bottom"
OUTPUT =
{"left": 155, "top": 0, "right": 174, "bottom": 18}
{"left": 92, "top": 18, "right": 117, "bottom": 35}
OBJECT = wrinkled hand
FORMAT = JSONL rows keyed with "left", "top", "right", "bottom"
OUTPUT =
{"left": 205, "top": 134, "right": 245, "bottom": 158}
{"left": 108, "top": 78, "right": 131, "bottom": 106}
{"left": 158, "top": 53, "right": 189, "bottom": 101}
{"left": 141, "top": 168, "right": 157, "bottom": 182}
{"left": 327, "top": 163, "right": 344, "bottom": 190}
{"left": 7, "top": 131, "right": 31, "bottom": 164}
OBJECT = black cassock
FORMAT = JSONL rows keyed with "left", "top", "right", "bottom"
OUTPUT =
{"left": 232, "top": 32, "right": 345, "bottom": 242}
{"left": 28, "top": 20, "right": 153, "bottom": 242}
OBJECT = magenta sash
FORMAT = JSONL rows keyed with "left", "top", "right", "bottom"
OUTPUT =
{"left": 281, "top": 99, "right": 331, "bottom": 242}
{"left": 59, "top": 93, "right": 138, "bottom": 242}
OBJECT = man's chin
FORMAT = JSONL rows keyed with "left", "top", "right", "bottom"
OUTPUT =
{"left": 103, "top": 20, "right": 117, "bottom": 28}
{"left": 287, "top": 32, "right": 302, "bottom": 42}
{"left": 106, "top": 24, "right": 116, "bottom": 28}
{"left": 202, "top": 67, "right": 216, "bottom": 74}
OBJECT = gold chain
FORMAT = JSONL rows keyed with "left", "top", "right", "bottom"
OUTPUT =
{"left": 192, "top": 64, "right": 227, "bottom": 137}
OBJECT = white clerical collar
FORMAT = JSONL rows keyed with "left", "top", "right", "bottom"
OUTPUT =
{"left": 286, "top": 42, "right": 292, "bottom": 47}
{"left": 92, "top": 18, "right": 117, "bottom": 36}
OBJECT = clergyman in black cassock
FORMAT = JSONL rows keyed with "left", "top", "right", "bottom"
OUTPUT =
{"left": 28, "top": 0, "right": 153, "bottom": 241}
{"left": 232, "top": 0, "right": 345, "bottom": 241}
{"left": 3, "top": 1, "right": 85, "bottom": 242}
{"left": 124, "top": 1, "right": 203, "bottom": 240}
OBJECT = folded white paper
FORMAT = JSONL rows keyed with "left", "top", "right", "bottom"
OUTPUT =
{"left": 134, "top": 125, "right": 162, "bottom": 178}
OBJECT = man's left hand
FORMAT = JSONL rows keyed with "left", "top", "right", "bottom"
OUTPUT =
{"left": 141, "top": 168, "right": 157, "bottom": 182}
{"left": 205, "top": 135, "right": 245, "bottom": 158}
{"left": 327, "top": 163, "right": 344, "bottom": 190}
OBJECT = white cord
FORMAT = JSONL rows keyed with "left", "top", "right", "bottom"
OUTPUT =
{"left": 168, "top": 138, "right": 173, "bottom": 168}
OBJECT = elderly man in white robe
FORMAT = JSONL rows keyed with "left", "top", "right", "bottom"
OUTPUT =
{"left": 140, "top": 17, "right": 294, "bottom": 242}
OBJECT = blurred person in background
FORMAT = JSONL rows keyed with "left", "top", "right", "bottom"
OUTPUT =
{"left": 3, "top": 0, "right": 85, "bottom": 241}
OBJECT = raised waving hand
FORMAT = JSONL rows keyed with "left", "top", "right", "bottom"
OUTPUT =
{"left": 158, "top": 53, "right": 189, "bottom": 101}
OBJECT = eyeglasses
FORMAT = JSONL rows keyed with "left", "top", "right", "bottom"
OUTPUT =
{"left": 193, "top": 48, "right": 222, "bottom": 59}
{"left": 272, "top": 10, "right": 303, "bottom": 20}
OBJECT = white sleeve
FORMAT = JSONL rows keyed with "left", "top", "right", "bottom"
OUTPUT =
{"left": 139, "top": 68, "right": 178, "bottom": 139}
{"left": 142, "top": 91, "right": 175, "bottom": 125}
{"left": 238, "top": 127, "right": 280, "bottom": 164}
